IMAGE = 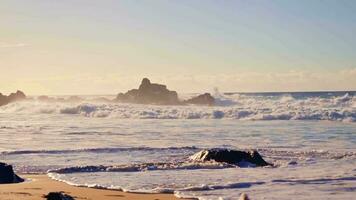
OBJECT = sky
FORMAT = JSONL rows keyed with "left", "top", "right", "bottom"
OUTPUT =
{"left": 1, "top": 0, "right": 356, "bottom": 95}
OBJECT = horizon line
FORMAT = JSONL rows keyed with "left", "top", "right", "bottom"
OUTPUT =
{"left": 21, "top": 89, "right": 356, "bottom": 97}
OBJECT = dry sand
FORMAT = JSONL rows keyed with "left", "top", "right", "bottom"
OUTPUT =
{"left": 0, "top": 174, "right": 190, "bottom": 200}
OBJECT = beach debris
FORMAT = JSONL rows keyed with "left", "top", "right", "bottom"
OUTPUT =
{"left": 0, "top": 162, "right": 24, "bottom": 184}
{"left": 190, "top": 149, "right": 272, "bottom": 167}
{"left": 43, "top": 192, "right": 75, "bottom": 200}
{"left": 239, "top": 193, "right": 250, "bottom": 200}
{"left": 0, "top": 90, "right": 26, "bottom": 106}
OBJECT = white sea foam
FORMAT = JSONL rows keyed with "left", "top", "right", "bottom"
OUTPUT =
{"left": 46, "top": 155, "right": 356, "bottom": 200}
{"left": 1, "top": 93, "right": 355, "bottom": 200}
{"left": 0, "top": 93, "right": 355, "bottom": 122}
{"left": 48, "top": 161, "right": 234, "bottom": 174}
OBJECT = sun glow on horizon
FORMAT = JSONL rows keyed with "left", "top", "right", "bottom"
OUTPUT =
{"left": 1, "top": 0, "right": 356, "bottom": 95}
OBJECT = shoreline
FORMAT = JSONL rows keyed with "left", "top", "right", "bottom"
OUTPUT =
{"left": 0, "top": 174, "right": 193, "bottom": 200}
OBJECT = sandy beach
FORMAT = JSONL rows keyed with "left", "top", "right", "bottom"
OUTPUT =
{"left": 0, "top": 174, "right": 186, "bottom": 200}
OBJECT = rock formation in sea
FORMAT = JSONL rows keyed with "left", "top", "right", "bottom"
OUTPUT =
{"left": 0, "top": 162, "right": 24, "bottom": 184}
{"left": 116, "top": 78, "right": 215, "bottom": 105}
{"left": 184, "top": 93, "right": 215, "bottom": 105}
{"left": 190, "top": 149, "right": 271, "bottom": 167}
{"left": 0, "top": 90, "right": 26, "bottom": 106}
{"left": 116, "top": 78, "right": 180, "bottom": 105}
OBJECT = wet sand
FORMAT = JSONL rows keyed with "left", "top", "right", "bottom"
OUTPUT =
{"left": 0, "top": 174, "right": 190, "bottom": 200}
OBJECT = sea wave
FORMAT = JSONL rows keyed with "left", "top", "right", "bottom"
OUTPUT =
{"left": 47, "top": 172, "right": 356, "bottom": 200}
{"left": 0, "top": 93, "right": 355, "bottom": 122}
{"left": 41, "top": 148, "right": 355, "bottom": 174}
{"left": 0, "top": 146, "right": 198, "bottom": 155}
{"left": 48, "top": 161, "right": 235, "bottom": 174}
{"left": 47, "top": 172, "right": 265, "bottom": 195}
{"left": 257, "top": 148, "right": 356, "bottom": 163}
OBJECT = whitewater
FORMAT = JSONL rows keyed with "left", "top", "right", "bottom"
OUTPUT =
{"left": 0, "top": 92, "right": 355, "bottom": 122}
{"left": 0, "top": 92, "right": 355, "bottom": 199}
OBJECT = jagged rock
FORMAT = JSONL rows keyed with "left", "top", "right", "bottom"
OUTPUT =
{"left": 0, "top": 162, "right": 24, "bottom": 184}
{"left": 8, "top": 90, "right": 26, "bottom": 101}
{"left": 184, "top": 93, "right": 215, "bottom": 105}
{"left": 116, "top": 78, "right": 180, "bottom": 105}
{"left": 43, "top": 192, "right": 74, "bottom": 200}
{"left": 0, "top": 90, "right": 26, "bottom": 106}
{"left": 116, "top": 78, "right": 216, "bottom": 105}
{"left": 190, "top": 149, "right": 271, "bottom": 167}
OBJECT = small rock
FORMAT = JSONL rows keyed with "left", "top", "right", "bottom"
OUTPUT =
{"left": 288, "top": 161, "right": 298, "bottom": 165}
{"left": 43, "top": 192, "right": 74, "bottom": 200}
{"left": 184, "top": 93, "right": 215, "bottom": 105}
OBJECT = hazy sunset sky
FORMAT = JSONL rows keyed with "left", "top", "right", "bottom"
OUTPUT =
{"left": 1, "top": 0, "right": 356, "bottom": 95}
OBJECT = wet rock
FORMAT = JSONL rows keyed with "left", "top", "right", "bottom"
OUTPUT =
{"left": 44, "top": 192, "right": 74, "bottom": 200}
{"left": 288, "top": 160, "right": 298, "bottom": 165}
{"left": 184, "top": 93, "right": 215, "bottom": 105}
{"left": 0, "top": 162, "right": 24, "bottom": 184}
{"left": 0, "top": 90, "right": 26, "bottom": 106}
{"left": 116, "top": 78, "right": 180, "bottom": 105}
{"left": 190, "top": 149, "right": 271, "bottom": 167}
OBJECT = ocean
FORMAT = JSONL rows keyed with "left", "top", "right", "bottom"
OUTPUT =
{"left": 0, "top": 91, "right": 355, "bottom": 199}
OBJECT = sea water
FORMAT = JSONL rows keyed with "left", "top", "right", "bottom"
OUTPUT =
{"left": 0, "top": 92, "right": 355, "bottom": 199}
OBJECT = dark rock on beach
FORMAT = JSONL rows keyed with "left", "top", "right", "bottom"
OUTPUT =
{"left": 190, "top": 149, "right": 271, "bottom": 167}
{"left": 0, "top": 162, "right": 24, "bottom": 184}
{"left": 0, "top": 90, "right": 26, "bottom": 106}
{"left": 116, "top": 78, "right": 180, "bottom": 105}
{"left": 184, "top": 93, "right": 215, "bottom": 105}
{"left": 44, "top": 192, "right": 74, "bottom": 200}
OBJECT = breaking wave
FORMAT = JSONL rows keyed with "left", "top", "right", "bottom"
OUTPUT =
{"left": 48, "top": 172, "right": 266, "bottom": 195}
{"left": 48, "top": 161, "right": 234, "bottom": 174}
{"left": 0, "top": 92, "right": 355, "bottom": 122}
{"left": 42, "top": 148, "right": 355, "bottom": 174}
